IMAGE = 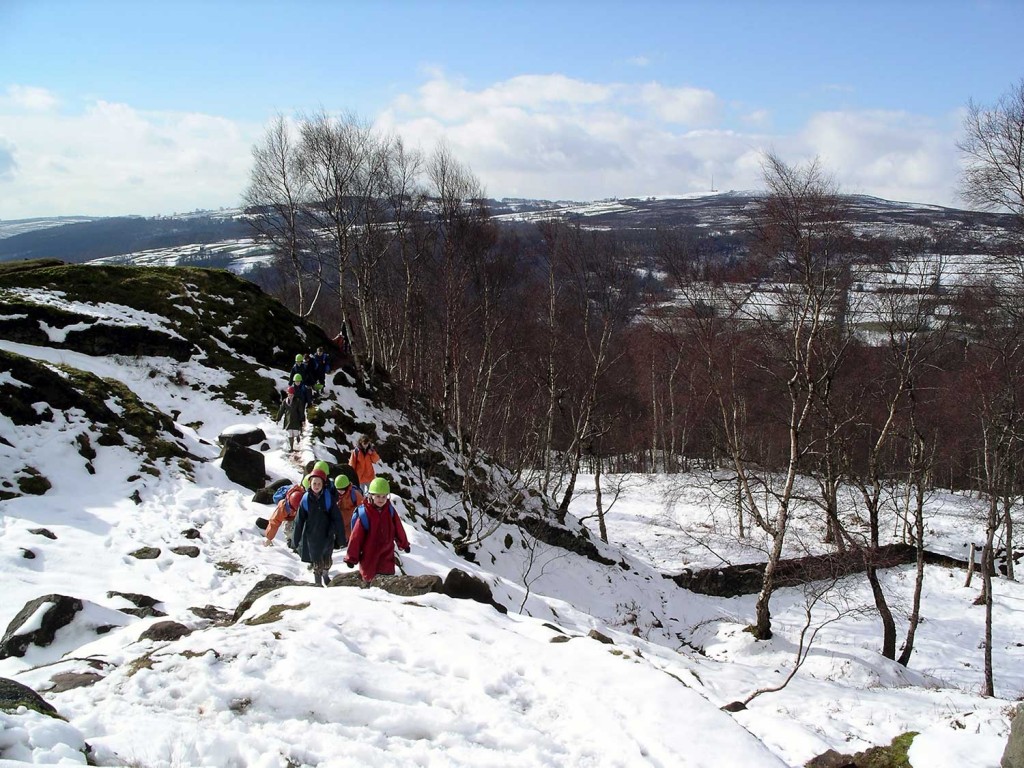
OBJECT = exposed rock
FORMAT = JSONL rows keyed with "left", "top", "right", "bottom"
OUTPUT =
{"left": 29, "top": 527, "right": 57, "bottom": 540}
{"left": 671, "top": 544, "right": 972, "bottom": 598}
{"left": 190, "top": 605, "right": 234, "bottom": 623}
{"left": 181, "top": 528, "right": 201, "bottom": 540}
{"left": 20, "top": 548, "right": 35, "bottom": 559}
{"left": 138, "top": 621, "right": 192, "bottom": 642}
{"left": 363, "top": 574, "right": 444, "bottom": 596}
{"left": 48, "top": 671, "right": 103, "bottom": 693}
{"left": 443, "top": 568, "right": 508, "bottom": 614}
{"left": 109, "top": 592, "right": 167, "bottom": 618}
{"left": 108, "top": 591, "right": 161, "bottom": 609}
{"left": 550, "top": 635, "right": 571, "bottom": 644}
{"left": 129, "top": 546, "right": 161, "bottom": 560}
{"left": 587, "top": 629, "right": 614, "bottom": 645}
{"left": 517, "top": 514, "right": 616, "bottom": 567}
{"left": 0, "top": 677, "right": 60, "bottom": 717}
{"left": 170, "top": 545, "right": 200, "bottom": 558}
{"left": 252, "top": 478, "right": 291, "bottom": 505}
{"left": 218, "top": 427, "right": 267, "bottom": 448}
{"left": 232, "top": 574, "right": 308, "bottom": 622}
{"left": 805, "top": 750, "right": 857, "bottom": 768}
{"left": 1003, "top": 702, "right": 1024, "bottom": 768}
{"left": 119, "top": 606, "right": 167, "bottom": 619}
{"left": 220, "top": 442, "right": 266, "bottom": 491}
{"left": 1, "top": 594, "right": 83, "bottom": 659}
{"left": 721, "top": 701, "right": 747, "bottom": 712}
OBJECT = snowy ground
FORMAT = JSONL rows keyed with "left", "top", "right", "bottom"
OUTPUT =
{"left": 1, "top": 337, "right": 1022, "bottom": 766}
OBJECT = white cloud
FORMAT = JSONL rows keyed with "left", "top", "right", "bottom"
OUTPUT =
{"left": 799, "top": 110, "right": 960, "bottom": 204}
{"left": 0, "top": 95, "right": 260, "bottom": 218}
{"left": 0, "top": 73, "right": 967, "bottom": 218}
{"left": 0, "top": 84, "right": 59, "bottom": 112}
{"left": 378, "top": 72, "right": 963, "bottom": 207}
{"left": 637, "top": 83, "right": 720, "bottom": 125}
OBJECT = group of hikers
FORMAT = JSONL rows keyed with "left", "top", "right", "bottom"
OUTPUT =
{"left": 276, "top": 346, "right": 334, "bottom": 452}
{"left": 262, "top": 429, "right": 410, "bottom": 587}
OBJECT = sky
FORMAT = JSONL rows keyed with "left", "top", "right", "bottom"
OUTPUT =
{"left": 0, "top": 1, "right": 1022, "bottom": 219}
{"left": 1, "top": 280, "right": 1022, "bottom": 765}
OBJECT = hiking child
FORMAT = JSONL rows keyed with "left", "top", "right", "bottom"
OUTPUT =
{"left": 262, "top": 484, "right": 304, "bottom": 547}
{"left": 289, "top": 353, "right": 307, "bottom": 383}
{"left": 344, "top": 477, "right": 410, "bottom": 584}
{"left": 349, "top": 434, "right": 380, "bottom": 491}
{"left": 292, "top": 468, "right": 344, "bottom": 587}
{"left": 291, "top": 374, "right": 313, "bottom": 414}
{"left": 276, "top": 386, "right": 305, "bottom": 451}
{"left": 334, "top": 474, "right": 363, "bottom": 542}
{"left": 311, "top": 346, "right": 331, "bottom": 393}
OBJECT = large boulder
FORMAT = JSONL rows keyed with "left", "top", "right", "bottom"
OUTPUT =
{"left": 218, "top": 426, "right": 267, "bottom": 449}
{"left": 1003, "top": 703, "right": 1024, "bottom": 768}
{"left": 443, "top": 568, "right": 507, "bottom": 614}
{"left": 0, "top": 677, "right": 59, "bottom": 717}
{"left": 220, "top": 442, "right": 266, "bottom": 491}
{"left": 0, "top": 595, "right": 83, "bottom": 659}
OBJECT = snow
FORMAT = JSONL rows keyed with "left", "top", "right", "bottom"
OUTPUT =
{"left": 1, "top": 326, "right": 1022, "bottom": 766}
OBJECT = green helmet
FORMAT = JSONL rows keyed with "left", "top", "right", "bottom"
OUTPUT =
{"left": 314, "top": 460, "right": 330, "bottom": 476}
{"left": 293, "top": 373, "right": 303, "bottom": 383}
{"left": 301, "top": 473, "right": 311, "bottom": 489}
{"left": 334, "top": 475, "right": 351, "bottom": 490}
{"left": 368, "top": 477, "right": 390, "bottom": 495}
{"left": 295, "top": 354, "right": 304, "bottom": 363}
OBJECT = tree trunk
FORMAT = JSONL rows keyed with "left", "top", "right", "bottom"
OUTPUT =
{"left": 866, "top": 565, "right": 896, "bottom": 659}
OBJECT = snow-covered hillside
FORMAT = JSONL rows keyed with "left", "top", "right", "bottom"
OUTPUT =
{"left": 0, "top": 262, "right": 1019, "bottom": 767}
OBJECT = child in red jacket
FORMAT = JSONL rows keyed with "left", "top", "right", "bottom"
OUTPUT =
{"left": 344, "top": 477, "right": 410, "bottom": 584}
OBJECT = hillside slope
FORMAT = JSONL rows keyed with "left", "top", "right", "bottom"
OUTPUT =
{"left": 0, "top": 262, "right": 1016, "bottom": 767}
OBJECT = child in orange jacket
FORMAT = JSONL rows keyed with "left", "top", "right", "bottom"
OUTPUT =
{"left": 348, "top": 434, "right": 380, "bottom": 491}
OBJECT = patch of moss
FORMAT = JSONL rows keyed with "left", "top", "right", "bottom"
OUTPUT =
{"left": 244, "top": 601, "right": 311, "bottom": 626}
{"left": 126, "top": 652, "right": 156, "bottom": 677}
{"left": 215, "top": 560, "right": 242, "bottom": 574}
{"left": 859, "top": 732, "right": 918, "bottom": 768}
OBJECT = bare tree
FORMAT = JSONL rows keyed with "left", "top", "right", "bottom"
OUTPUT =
{"left": 243, "top": 114, "right": 316, "bottom": 316}
{"left": 958, "top": 79, "right": 1024, "bottom": 229}
{"left": 742, "top": 152, "right": 853, "bottom": 640}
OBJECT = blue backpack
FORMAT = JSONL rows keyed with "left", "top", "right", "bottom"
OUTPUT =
{"left": 299, "top": 486, "right": 337, "bottom": 515}
{"left": 352, "top": 501, "right": 396, "bottom": 534}
{"left": 272, "top": 483, "right": 297, "bottom": 504}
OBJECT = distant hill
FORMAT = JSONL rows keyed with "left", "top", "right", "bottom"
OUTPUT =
{"left": 0, "top": 213, "right": 252, "bottom": 264}
{"left": 0, "top": 194, "right": 1017, "bottom": 273}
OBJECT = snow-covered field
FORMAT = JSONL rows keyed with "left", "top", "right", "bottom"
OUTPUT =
{"left": 2, "top": 327, "right": 1022, "bottom": 766}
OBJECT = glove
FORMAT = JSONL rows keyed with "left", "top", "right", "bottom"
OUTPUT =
{"left": 401, "top": 547, "right": 411, "bottom": 554}
{"left": 262, "top": 539, "right": 272, "bottom": 547}
{"left": 345, "top": 560, "right": 355, "bottom": 569}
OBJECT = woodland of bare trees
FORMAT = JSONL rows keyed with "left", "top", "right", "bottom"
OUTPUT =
{"left": 245, "top": 84, "right": 1024, "bottom": 680}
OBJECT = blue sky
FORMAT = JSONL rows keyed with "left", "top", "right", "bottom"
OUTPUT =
{"left": 0, "top": 0, "right": 1021, "bottom": 218}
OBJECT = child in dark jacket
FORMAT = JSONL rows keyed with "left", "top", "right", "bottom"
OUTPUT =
{"left": 344, "top": 477, "right": 410, "bottom": 585}
{"left": 276, "top": 386, "right": 305, "bottom": 451}
{"left": 292, "top": 468, "right": 345, "bottom": 587}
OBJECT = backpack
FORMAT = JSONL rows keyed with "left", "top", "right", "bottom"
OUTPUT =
{"left": 273, "top": 483, "right": 302, "bottom": 505}
{"left": 299, "top": 486, "right": 337, "bottom": 516}
{"left": 351, "top": 501, "right": 396, "bottom": 534}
